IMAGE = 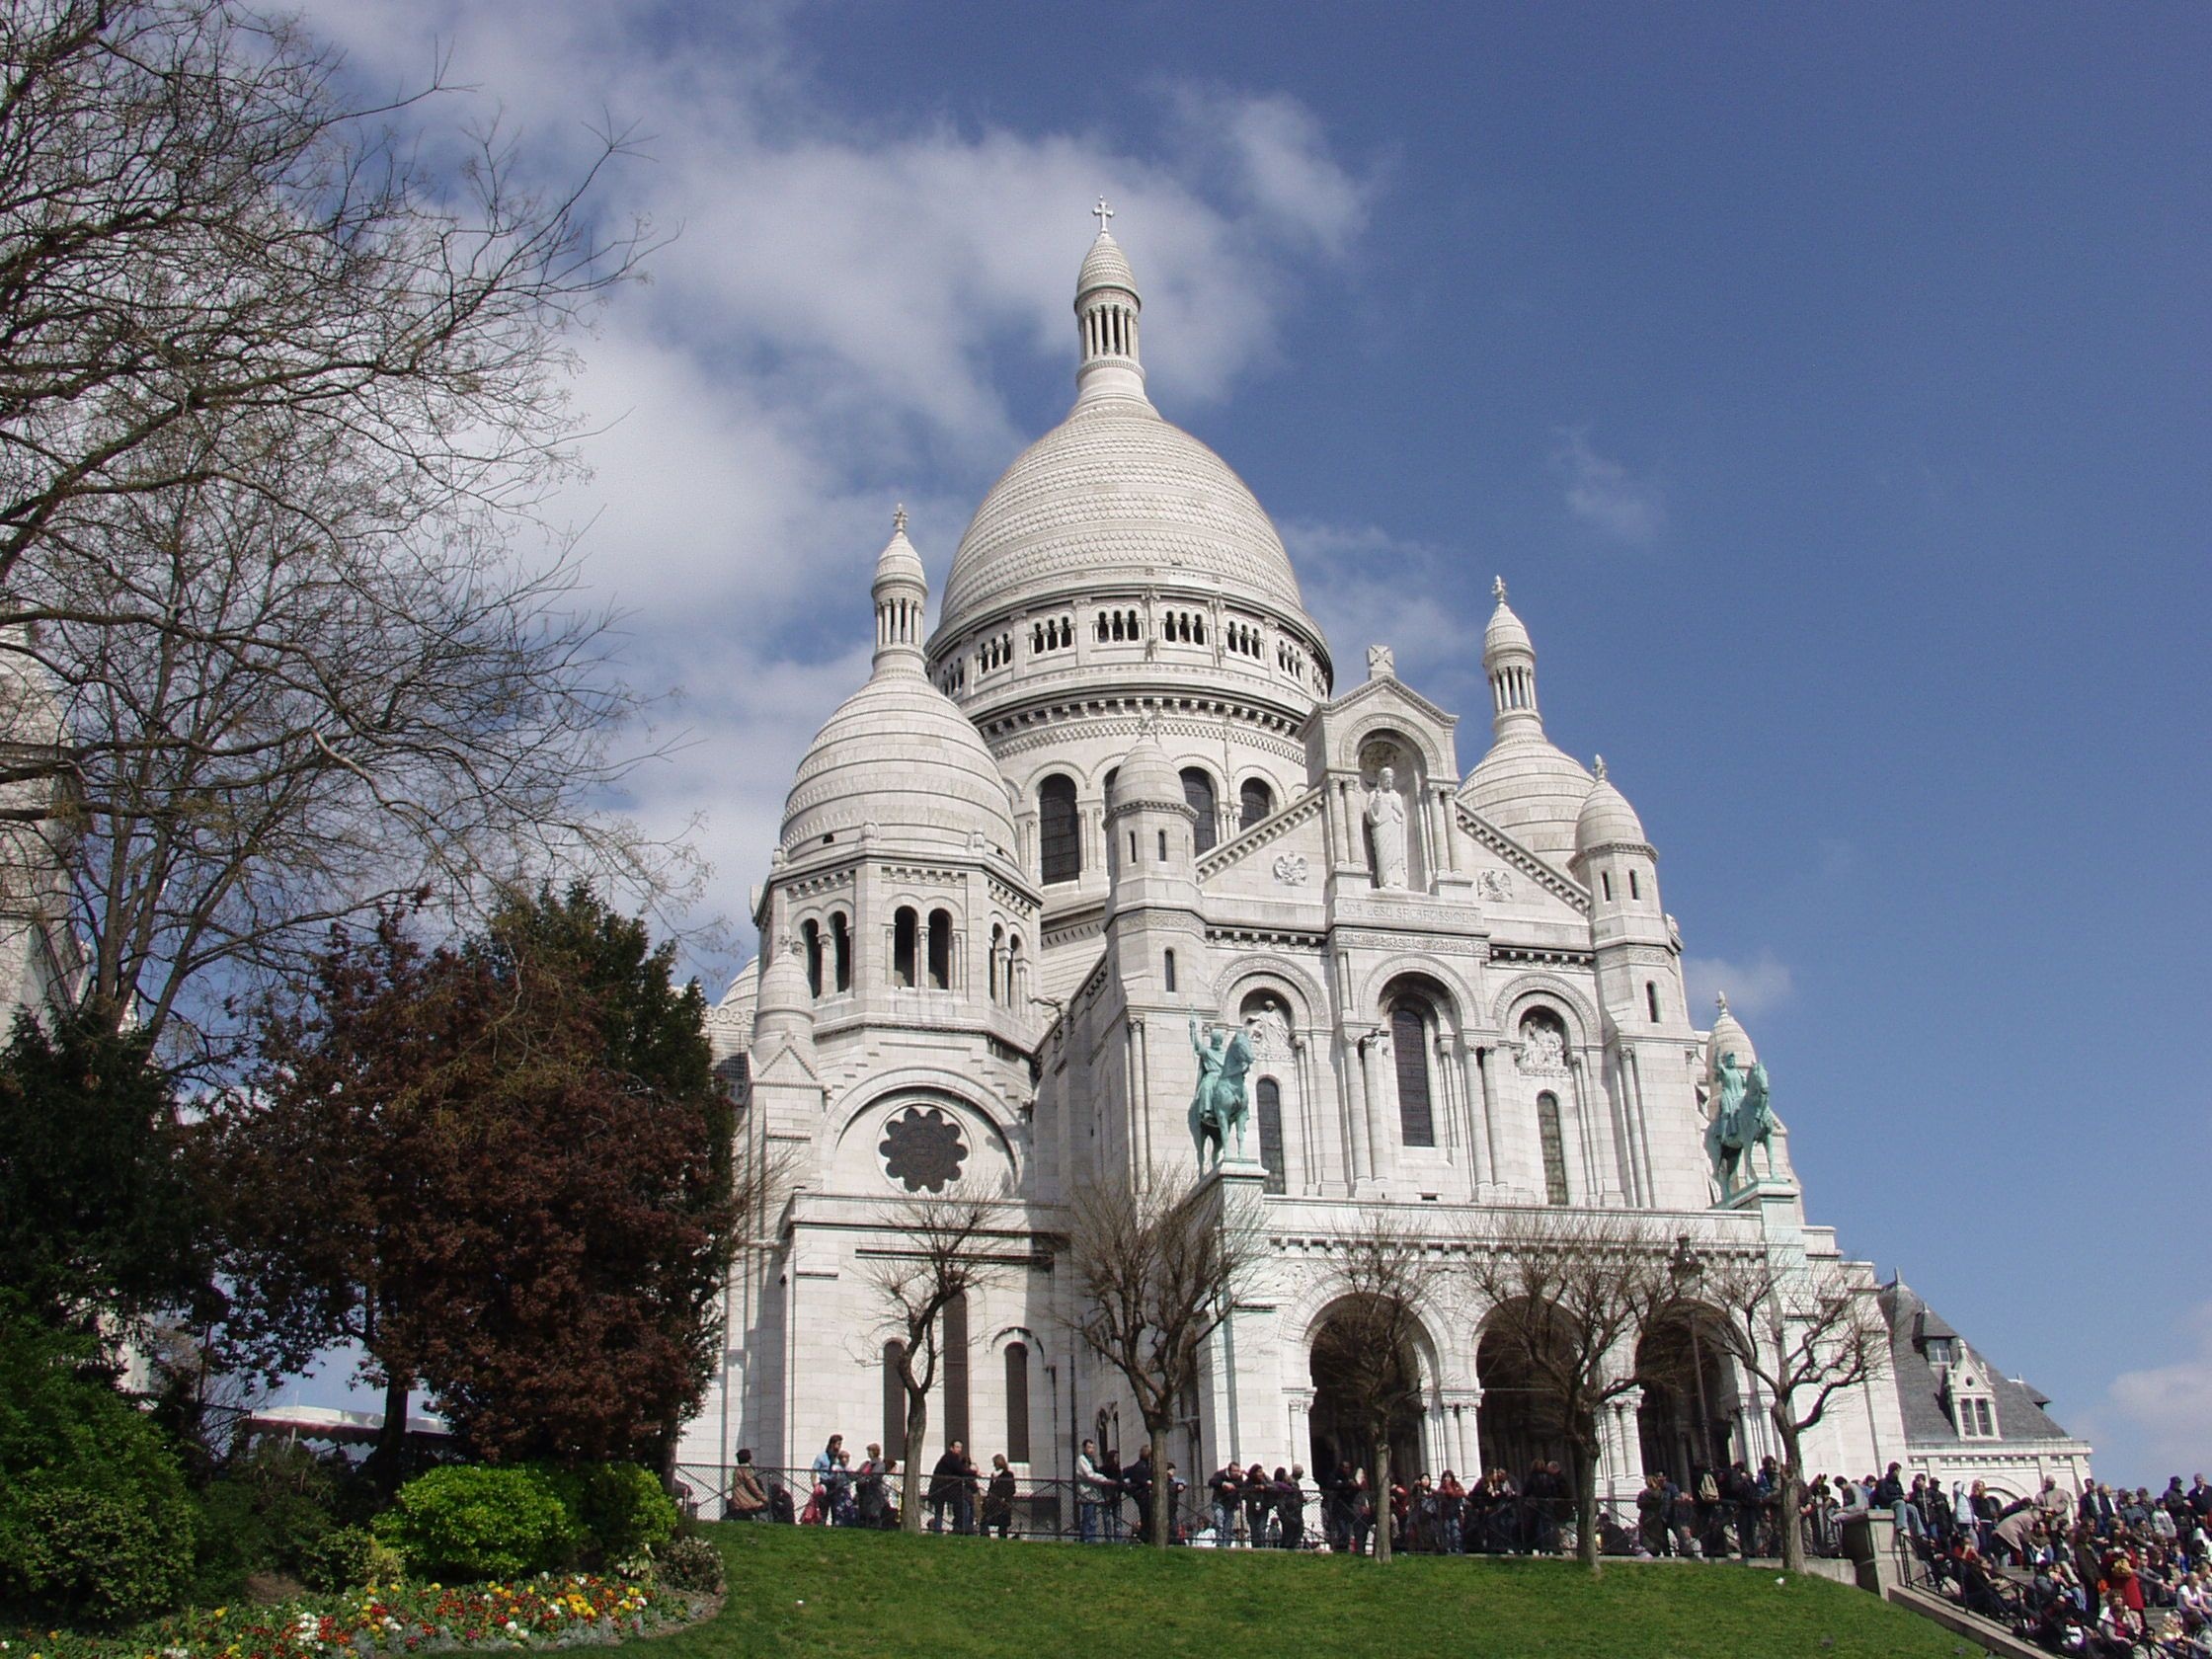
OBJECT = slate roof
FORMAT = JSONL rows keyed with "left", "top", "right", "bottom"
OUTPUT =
{"left": 1879, "top": 1279, "right": 2077, "bottom": 1445}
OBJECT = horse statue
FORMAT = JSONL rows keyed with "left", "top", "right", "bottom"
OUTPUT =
{"left": 1188, "top": 1011, "right": 1255, "bottom": 1169}
{"left": 1703, "top": 1050, "right": 1776, "bottom": 1195}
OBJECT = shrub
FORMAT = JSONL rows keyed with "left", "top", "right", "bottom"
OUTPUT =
{"left": 298, "top": 1525, "right": 406, "bottom": 1592}
{"left": 654, "top": 1535, "right": 724, "bottom": 1596}
{"left": 565, "top": 1463, "right": 679, "bottom": 1564}
{"left": 0, "top": 1304, "right": 198, "bottom": 1625}
{"left": 373, "top": 1464, "right": 581, "bottom": 1580}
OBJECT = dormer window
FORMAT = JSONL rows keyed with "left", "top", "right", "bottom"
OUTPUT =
{"left": 1926, "top": 1337, "right": 1955, "bottom": 1366}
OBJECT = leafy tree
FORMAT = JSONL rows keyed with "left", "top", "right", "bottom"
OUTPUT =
{"left": 0, "top": 1297, "right": 198, "bottom": 1625}
{"left": 0, "top": 1006, "right": 214, "bottom": 1339}
{"left": 419, "top": 884, "right": 738, "bottom": 1467}
{"left": 211, "top": 889, "right": 739, "bottom": 1478}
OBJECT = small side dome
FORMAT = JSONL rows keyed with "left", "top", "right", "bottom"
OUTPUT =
{"left": 1706, "top": 991, "right": 1758, "bottom": 1075}
{"left": 1107, "top": 725, "right": 1189, "bottom": 817}
{"left": 1461, "top": 740, "right": 1592, "bottom": 860}
{"left": 1575, "top": 758, "right": 1648, "bottom": 853}
{"left": 781, "top": 676, "right": 1016, "bottom": 855}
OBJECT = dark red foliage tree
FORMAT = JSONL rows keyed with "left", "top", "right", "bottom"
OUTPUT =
{"left": 211, "top": 888, "right": 736, "bottom": 1478}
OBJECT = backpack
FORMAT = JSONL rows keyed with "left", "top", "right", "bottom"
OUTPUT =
{"left": 1698, "top": 1472, "right": 1719, "bottom": 1504}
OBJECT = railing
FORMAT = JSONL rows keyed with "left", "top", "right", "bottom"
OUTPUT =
{"left": 672, "top": 1463, "right": 1840, "bottom": 1559}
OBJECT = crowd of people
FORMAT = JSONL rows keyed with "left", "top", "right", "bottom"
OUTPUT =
{"left": 715, "top": 1425, "right": 2212, "bottom": 1654}
{"left": 1889, "top": 1468, "right": 2212, "bottom": 1657}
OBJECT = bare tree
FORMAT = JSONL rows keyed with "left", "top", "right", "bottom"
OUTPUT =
{"left": 1310, "top": 1213, "right": 1440, "bottom": 1563}
{"left": 4, "top": 430, "right": 669, "bottom": 1061}
{"left": 1462, "top": 1211, "right": 1679, "bottom": 1571}
{"left": 861, "top": 1184, "right": 1009, "bottom": 1535}
{"left": 0, "top": 1, "right": 672, "bottom": 1056}
{"left": 1064, "top": 1167, "right": 1264, "bottom": 1552}
{"left": 1672, "top": 1243, "right": 1892, "bottom": 1572}
{"left": 0, "top": 0, "right": 646, "bottom": 590}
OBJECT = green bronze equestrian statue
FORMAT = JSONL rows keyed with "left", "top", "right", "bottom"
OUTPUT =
{"left": 1189, "top": 1011, "right": 1255, "bottom": 1168}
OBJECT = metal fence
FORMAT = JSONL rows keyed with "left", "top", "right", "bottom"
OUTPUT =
{"left": 674, "top": 1462, "right": 1840, "bottom": 1559}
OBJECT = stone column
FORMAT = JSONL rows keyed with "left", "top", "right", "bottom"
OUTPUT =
{"left": 1472, "top": 1044, "right": 1503, "bottom": 1200}
{"left": 1570, "top": 1052, "right": 1623, "bottom": 1205}
{"left": 1338, "top": 1031, "right": 1372, "bottom": 1188}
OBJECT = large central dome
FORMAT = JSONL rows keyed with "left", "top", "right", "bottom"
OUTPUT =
{"left": 939, "top": 396, "right": 1308, "bottom": 630}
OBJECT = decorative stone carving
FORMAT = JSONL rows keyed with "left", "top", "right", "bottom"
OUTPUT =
{"left": 1366, "top": 643, "right": 1395, "bottom": 679}
{"left": 1476, "top": 869, "right": 1515, "bottom": 903}
{"left": 1271, "top": 851, "right": 1309, "bottom": 886}
{"left": 879, "top": 1105, "right": 969, "bottom": 1193}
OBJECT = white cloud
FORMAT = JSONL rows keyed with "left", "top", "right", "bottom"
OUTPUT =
{"left": 1282, "top": 519, "right": 1475, "bottom": 680}
{"left": 2099, "top": 1303, "right": 2212, "bottom": 1476}
{"left": 288, "top": 3, "right": 1376, "bottom": 987}
{"left": 1681, "top": 950, "right": 1795, "bottom": 1019}
{"left": 1552, "top": 427, "right": 1666, "bottom": 546}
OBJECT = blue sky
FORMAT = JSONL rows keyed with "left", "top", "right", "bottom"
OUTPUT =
{"left": 291, "top": 1, "right": 2210, "bottom": 1484}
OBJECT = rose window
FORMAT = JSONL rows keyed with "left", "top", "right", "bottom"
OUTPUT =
{"left": 879, "top": 1105, "right": 969, "bottom": 1193}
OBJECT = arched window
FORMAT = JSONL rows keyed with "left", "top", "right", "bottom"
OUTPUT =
{"left": 1004, "top": 1343, "right": 1031, "bottom": 1462}
{"left": 883, "top": 1340, "right": 908, "bottom": 1461}
{"left": 943, "top": 1293, "right": 971, "bottom": 1449}
{"left": 988, "top": 923, "right": 1004, "bottom": 1003}
{"left": 893, "top": 907, "right": 917, "bottom": 988}
{"left": 1646, "top": 981, "right": 1661, "bottom": 1023}
{"left": 927, "top": 908, "right": 952, "bottom": 990}
{"left": 831, "top": 912, "right": 851, "bottom": 992}
{"left": 1256, "top": 1077, "right": 1286, "bottom": 1195}
{"left": 1038, "top": 774, "right": 1080, "bottom": 885}
{"left": 801, "top": 919, "right": 823, "bottom": 998}
{"left": 1601, "top": 871, "right": 1614, "bottom": 902}
{"left": 1006, "top": 933, "right": 1023, "bottom": 1005}
{"left": 1238, "top": 778, "right": 1274, "bottom": 830}
{"left": 1629, "top": 868, "right": 1641, "bottom": 901}
{"left": 1180, "top": 767, "right": 1218, "bottom": 855}
{"left": 1390, "top": 999, "right": 1436, "bottom": 1147}
{"left": 1163, "top": 949, "right": 1177, "bottom": 993}
{"left": 1537, "top": 1092, "right": 1569, "bottom": 1205}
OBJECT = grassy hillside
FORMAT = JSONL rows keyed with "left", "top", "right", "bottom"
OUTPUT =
{"left": 649, "top": 1525, "right": 1970, "bottom": 1659}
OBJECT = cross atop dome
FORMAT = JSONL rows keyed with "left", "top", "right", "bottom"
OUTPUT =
{"left": 1493, "top": 575, "right": 1508, "bottom": 603}
{"left": 893, "top": 503, "right": 908, "bottom": 533}
{"left": 1092, "top": 197, "right": 1114, "bottom": 235}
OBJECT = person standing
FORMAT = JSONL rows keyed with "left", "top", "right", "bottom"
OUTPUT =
{"left": 726, "top": 1448, "right": 769, "bottom": 1522}
{"left": 1242, "top": 1463, "right": 1272, "bottom": 1549}
{"left": 1075, "top": 1439, "right": 1111, "bottom": 1543}
{"left": 856, "top": 1444, "right": 893, "bottom": 1529}
{"left": 983, "top": 1454, "right": 1018, "bottom": 1540}
{"left": 1275, "top": 1466, "right": 1306, "bottom": 1551}
{"left": 1209, "top": 1460, "right": 1244, "bottom": 1544}
{"left": 929, "top": 1441, "right": 971, "bottom": 1534}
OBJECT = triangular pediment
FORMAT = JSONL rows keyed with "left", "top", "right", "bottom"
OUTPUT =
{"left": 1456, "top": 805, "right": 1590, "bottom": 913}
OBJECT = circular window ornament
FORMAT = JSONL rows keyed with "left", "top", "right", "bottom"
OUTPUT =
{"left": 879, "top": 1104, "right": 969, "bottom": 1193}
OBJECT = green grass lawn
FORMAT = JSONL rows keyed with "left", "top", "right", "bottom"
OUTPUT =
{"left": 643, "top": 1524, "right": 1975, "bottom": 1659}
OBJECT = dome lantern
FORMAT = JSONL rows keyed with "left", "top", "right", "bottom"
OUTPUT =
{"left": 1461, "top": 579, "right": 1593, "bottom": 861}
{"left": 1074, "top": 199, "right": 1146, "bottom": 407}
{"left": 871, "top": 505, "right": 927, "bottom": 672}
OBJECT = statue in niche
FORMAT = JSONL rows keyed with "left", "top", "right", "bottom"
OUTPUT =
{"left": 1703, "top": 1050, "right": 1776, "bottom": 1195}
{"left": 1518, "top": 1010, "right": 1567, "bottom": 1073}
{"left": 1365, "top": 765, "right": 1410, "bottom": 890}
{"left": 1188, "top": 1011, "right": 1255, "bottom": 1169}
{"left": 1243, "top": 997, "right": 1294, "bottom": 1061}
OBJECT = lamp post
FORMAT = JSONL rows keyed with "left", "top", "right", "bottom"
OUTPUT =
{"left": 1668, "top": 1233, "right": 1716, "bottom": 1472}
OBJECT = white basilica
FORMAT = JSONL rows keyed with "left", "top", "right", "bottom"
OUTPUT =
{"left": 682, "top": 215, "right": 2088, "bottom": 1507}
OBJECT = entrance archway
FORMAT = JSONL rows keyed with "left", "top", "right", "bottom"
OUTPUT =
{"left": 1474, "top": 1311, "right": 1572, "bottom": 1481}
{"left": 1634, "top": 1307, "right": 1738, "bottom": 1485}
{"left": 1308, "top": 1307, "right": 1423, "bottom": 1484}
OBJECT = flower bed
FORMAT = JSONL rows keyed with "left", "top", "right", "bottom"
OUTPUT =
{"left": 9, "top": 1572, "right": 703, "bottom": 1659}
